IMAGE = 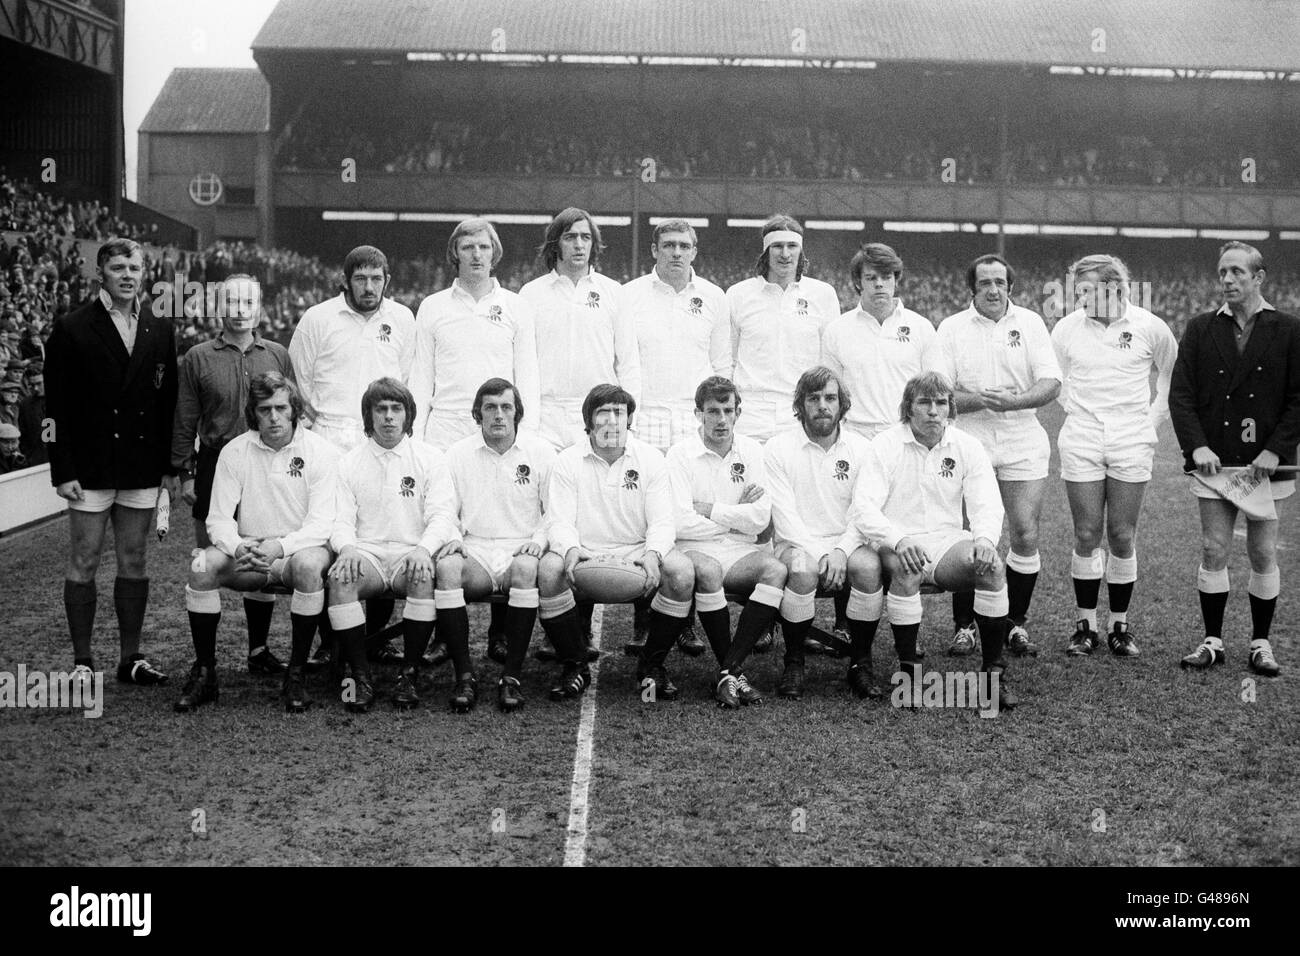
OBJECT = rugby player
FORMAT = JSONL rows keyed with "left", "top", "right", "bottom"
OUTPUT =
{"left": 1051, "top": 255, "right": 1177, "bottom": 656}
{"left": 822, "top": 241, "right": 940, "bottom": 645}
{"left": 726, "top": 215, "right": 839, "bottom": 443}
{"left": 851, "top": 371, "right": 1016, "bottom": 708}
{"left": 546, "top": 383, "right": 696, "bottom": 702}
{"left": 621, "top": 218, "right": 729, "bottom": 656}
{"left": 45, "top": 238, "right": 179, "bottom": 688}
{"left": 409, "top": 218, "right": 540, "bottom": 449}
{"left": 289, "top": 245, "right": 416, "bottom": 664}
{"left": 175, "top": 372, "right": 338, "bottom": 713}
{"left": 1171, "top": 242, "right": 1300, "bottom": 677}
{"left": 765, "top": 367, "right": 882, "bottom": 699}
{"left": 936, "top": 254, "right": 1061, "bottom": 658}
{"left": 173, "top": 274, "right": 294, "bottom": 674}
{"left": 325, "top": 378, "right": 457, "bottom": 712}
{"left": 436, "top": 377, "right": 556, "bottom": 712}
{"left": 520, "top": 208, "right": 640, "bottom": 452}
{"left": 667, "top": 376, "right": 785, "bottom": 708}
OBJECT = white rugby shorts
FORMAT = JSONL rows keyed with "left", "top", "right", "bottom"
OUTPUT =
{"left": 1058, "top": 415, "right": 1157, "bottom": 483}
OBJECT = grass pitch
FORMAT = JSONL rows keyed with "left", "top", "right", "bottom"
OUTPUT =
{"left": 1, "top": 405, "right": 1297, "bottom": 866}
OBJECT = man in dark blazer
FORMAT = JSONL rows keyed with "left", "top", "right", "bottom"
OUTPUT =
{"left": 45, "top": 238, "right": 180, "bottom": 688}
{"left": 1170, "top": 241, "right": 1300, "bottom": 678}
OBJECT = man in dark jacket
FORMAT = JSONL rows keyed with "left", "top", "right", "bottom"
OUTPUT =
{"left": 1170, "top": 241, "right": 1300, "bottom": 678}
{"left": 45, "top": 238, "right": 180, "bottom": 688}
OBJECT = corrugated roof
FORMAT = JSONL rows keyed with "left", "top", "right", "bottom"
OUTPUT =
{"left": 250, "top": 0, "right": 1300, "bottom": 72}
{"left": 139, "top": 68, "right": 269, "bottom": 134}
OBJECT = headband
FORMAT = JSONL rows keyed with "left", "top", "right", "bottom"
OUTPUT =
{"left": 762, "top": 230, "right": 803, "bottom": 250}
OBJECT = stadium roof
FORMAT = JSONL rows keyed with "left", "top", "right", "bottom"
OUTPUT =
{"left": 251, "top": 0, "right": 1300, "bottom": 72}
{"left": 139, "top": 68, "right": 269, "bottom": 134}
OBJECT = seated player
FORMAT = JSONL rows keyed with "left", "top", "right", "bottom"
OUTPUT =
{"left": 545, "top": 383, "right": 696, "bottom": 702}
{"left": 667, "top": 376, "right": 786, "bottom": 708}
{"left": 850, "top": 371, "right": 1017, "bottom": 708}
{"left": 764, "top": 367, "right": 882, "bottom": 700}
{"left": 436, "top": 378, "right": 556, "bottom": 712}
{"left": 176, "top": 372, "right": 339, "bottom": 714}
{"left": 326, "top": 378, "right": 456, "bottom": 713}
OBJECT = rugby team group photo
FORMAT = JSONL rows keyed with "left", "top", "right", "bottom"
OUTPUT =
{"left": 1, "top": 0, "right": 1296, "bottom": 881}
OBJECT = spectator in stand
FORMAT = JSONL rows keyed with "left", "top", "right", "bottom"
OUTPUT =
{"left": 18, "top": 361, "right": 46, "bottom": 465}
{"left": 0, "top": 422, "right": 25, "bottom": 474}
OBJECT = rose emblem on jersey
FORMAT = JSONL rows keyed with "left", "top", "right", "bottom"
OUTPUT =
{"left": 1006, "top": 329, "right": 1021, "bottom": 347}
{"left": 896, "top": 326, "right": 910, "bottom": 343}
{"left": 940, "top": 457, "right": 955, "bottom": 478}
{"left": 622, "top": 468, "right": 639, "bottom": 491}
{"left": 730, "top": 462, "right": 745, "bottom": 483}
{"left": 1118, "top": 331, "right": 1132, "bottom": 349}
{"left": 834, "top": 459, "right": 850, "bottom": 480}
{"left": 288, "top": 457, "right": 304, "bottom": 478}
{"left": 515, "top": 463, "right": 530, "bottom": 485}
{"left": 689, "top": 296, "right": 703, "bottom": 315}
{"left": 153, "top": 363, "right": 166, "bottom": 389}
{"left": 796, "top": 298, "right": 809, "bottom": 316}
{"left": 586, "top": 291, "right": 601, "bottom": 309}
{"left": 399, "top": 476, "right": 415, "bottom": 497}
{"left": 487, "top": 305, "right": 503, "bottom": 323}
{"left": 378, "top": 323, "right": 392, "bottom": 342}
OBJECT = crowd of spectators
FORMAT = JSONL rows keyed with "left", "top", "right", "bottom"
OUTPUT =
{"left": 1, "top": 170, "right": 157, "bottom": 244}
{"left": 278, "top": 116, "right": 1299, "bottom": 189}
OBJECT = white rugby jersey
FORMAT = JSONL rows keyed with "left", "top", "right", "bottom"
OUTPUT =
{"left": 547, "top": 436, "right": 674, "bottom": 557}
{"left": 519, "top": 270, "right": 641, "bottom": 405}
{"left": 409, "top": 279, "right": 541, "bottom": 446}
{"left": 623, "top": 269, "right": 730, "bottom": 411}
{"left": 330, "top": 435, "right": 456, "bottom": 556}
{"left": 935, "top": 302, "right": 1061, "bottom": 430}
{"left": 823, "top": 300, "right": 941, "bottom": 437}
{"left": 763, "top": 425, "right": 869, "bottom": 560}
{"left": 1051, "top": 304, "right": 1178, "bottom": 428}
{"left": 726, "top": 275, "right": 840, "bottom": 438}
{"left": 852, "top": 423, "right": 1003, "bottom": 551}
{"left": 288, "top": 294, "right": 415, "bottom": 432}
{"left": 207, "top": 426, "right": 340, "bottom": 558}
{"left": 444, "top": 432, "right": 554, "bottom": 550}
{"left": 666, "top": 431, "right": 770, "bottom": 545}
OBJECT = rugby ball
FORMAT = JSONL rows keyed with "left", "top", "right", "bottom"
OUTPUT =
{"left": 572, "top": 557, "right": 648, "bottom": 603}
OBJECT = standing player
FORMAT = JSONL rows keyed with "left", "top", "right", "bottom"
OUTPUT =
{"left": 289, "top": 245, "right": 416, "bottom": 662}
{"left": 409, "top": 219, "right": 540, "bottom": 448}
{"left": 1052, "top": 255, "right": 1177, "bottom": 656}
{"left": 936, "top": 254, "right": 1061, "bottom": 658}
{"left": 1171, "top": 242, "right": 1300, "bottom": 677}
{"left": 621, "top": 218, "right": 729, "bottom": 656}
{"left": 520, "top": 208, "right": 640, "bottom": 452}
{"left": 172, "top": 274, "right": 294, "bottom": 674}
{"left": 851, "top": 371, "right": 1015, "bottom": 708}
{"left": 175, "top": 372, "right": 338, "bottom": 713}
{"left": 764, "top": 367, "right": 881, "bottom": 700}
{"left": 45, "top": 238, "right": 178, "bottom": 688}
{"left": 326, "top": 378, "right": 456, "bottom": 713}
{"left": 726, "top": 215, "right": 839, "bottom": 443}
{"left": 436, "top": 378, "right": 555, "bottom": 712}
{"left": 824, "top": 243, "right": 941, "bottom": 439}
{"left": 289, "top": 245, "right": 415, "bottom": 450}
{"left": 667, "top": 376, "right": 786, "bottom": 709}
{"left": 822, "top": 241, "right": 940, "bottom": 645}
{"left": 546, "top": 384, "right": 696, "bottom": 701}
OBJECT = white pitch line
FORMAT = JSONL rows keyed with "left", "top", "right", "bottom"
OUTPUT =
{"left": 562, "top": 603, "right": 603, "bottom": 867}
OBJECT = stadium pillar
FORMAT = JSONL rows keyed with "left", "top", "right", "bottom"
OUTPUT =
{"left": 631, "top": 176, "right": 641, "bottom": 276}
{"left": 995, "top": 81, "right": 1009, "bottom": 258}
